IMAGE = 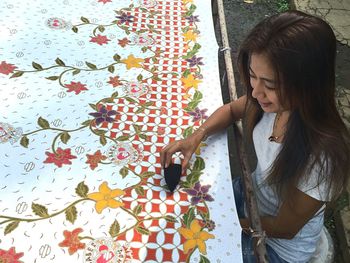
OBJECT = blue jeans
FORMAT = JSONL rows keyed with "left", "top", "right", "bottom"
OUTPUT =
{"left": 232, "top": 176, "right": 288, "bottom": 263}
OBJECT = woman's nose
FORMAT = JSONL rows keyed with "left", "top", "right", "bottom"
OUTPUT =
{"left": 251, "top": 80, "right": 264, "bottom": 99}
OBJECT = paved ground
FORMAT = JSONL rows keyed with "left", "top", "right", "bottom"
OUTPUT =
{"left": 219, "top": 0, "right": 350, "bottom": 262}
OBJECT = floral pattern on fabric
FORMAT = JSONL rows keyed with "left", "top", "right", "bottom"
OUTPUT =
{"left": 0, "top": 0, "right": 242, "bottom": 262}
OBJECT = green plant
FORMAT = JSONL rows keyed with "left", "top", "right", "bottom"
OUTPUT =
{"left": 276, "top": 0, "right": 290, "bottom": 12}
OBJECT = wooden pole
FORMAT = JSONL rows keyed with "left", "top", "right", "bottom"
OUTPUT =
{"left": 213, "top": 0, "right": 268, "bottom": 262}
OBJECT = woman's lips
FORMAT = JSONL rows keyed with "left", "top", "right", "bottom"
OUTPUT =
{"left": 259, "top": 101, "right": 271, "bottom": 108}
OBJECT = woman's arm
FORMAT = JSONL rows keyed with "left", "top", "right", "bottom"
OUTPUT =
{"left": 160, "top": 95, "right": 247, "bottom": 172}
{"left": 240, "top": 187, "right": 325, "bottom": 239}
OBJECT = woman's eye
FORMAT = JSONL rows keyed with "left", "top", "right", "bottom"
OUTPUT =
{"left": 265, "top": 85, "right": 275, "bottom": 90}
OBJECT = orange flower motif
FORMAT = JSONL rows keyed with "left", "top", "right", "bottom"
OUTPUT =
{"left": 181, "top": 74, "right": 202, "bottom": 90}
{"left": 121, "top": 55, "right": 144, "bottom": 70}
{"left": 178, "top": 219, "right": 215, "bottom": 255}
{"left": 86, "top": 150, "right": 107, "bottom": 170}
{"left": 182, "top": 30, "right": 197, "bottom": 42}
{"left": 88, "top": 182, "right": 125, "bottom": 213}
{"left": 59, "top": 228, "right": 85, "bottom": 255}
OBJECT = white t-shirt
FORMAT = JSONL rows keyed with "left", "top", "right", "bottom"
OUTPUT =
{"left": 252, "top": 112, "right": 330, "bottom": 263}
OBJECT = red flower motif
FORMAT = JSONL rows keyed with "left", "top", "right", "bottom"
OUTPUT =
{"left": 98, "top": 0, "right": 112, "bottom": 3}
{"left": 0, "top": 247, "right": 24, "bottom": 263}
{"left": 59, "top": 228, "right": 86, "bottom": 255}
{"left": 86, "top": 150, "right": 107, "bottom": 170}
{"left": 107, "top": 76, "right": 122, "bottom": 87}
{"left": 118, "top": 37, "right": 130, "bottom": 47}
{"left": 90, "top": 34, "right": 111, "bottom": 45}
{"left": 44, "top": 148, "right": 77, "bottom": 167}
{"left": 64, "top": 81, "right": 88, "bottom": 95}
{"left": 0, "top": 61, "right": 17, "bottom": 75}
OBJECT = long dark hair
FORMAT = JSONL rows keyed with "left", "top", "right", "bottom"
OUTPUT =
{"left": 238, "top": 10, "right": 350, "bottom": 202}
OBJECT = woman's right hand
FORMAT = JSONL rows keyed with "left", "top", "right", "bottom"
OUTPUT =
{"left": 160, "top": 130, "right": 205, "bottom": 174}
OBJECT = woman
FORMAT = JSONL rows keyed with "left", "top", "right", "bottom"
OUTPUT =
{"left": 160, "top": 10, "right": 350, "bottom": 262}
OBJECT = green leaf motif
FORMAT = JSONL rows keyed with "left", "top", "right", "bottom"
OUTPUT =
{"left": 85, "top": 62, "right": 97, "bottom": 70}
{"left": 183, "top": 207, "right": 195, "bottom": 228}
{"left": 98, "top": 25, "right": 105, "bottom": 32}
{"left": 109, "top": 220, "right": 120, "bottom": 237}
{"left": 135, "top": 186, "right": 145, "bottom": 196}
{"left": 93, "top": 129, "right": 106, "bottom": 136}
{"left": 136, "top": 226, "right": 150, "bottom": 235}
{"left": 198, "top": 210, "right": 209, "bottom": 221}
{"left": 135, "top": 107, "right": 145, "bottom": 114}
{"left": 116, "top": 135, "right": 130, "bottom": 141}
{"left": 4, "top": 221, "right": 19, "bottom": 235}
{"left": 111, "top": 91, "right": 119, "bottom": 98}
{"left": 183, "top": 126, "right": 193, "bottom": 138}
{"left": 10, "top": 71, "right": 24, "bottom": 78}
{"left": 193, "top": 157, "right": 205, "bottom": 171}
{"left": 133, "top": 204, "right": 142, "bottom": 215}
{"left": 99, "top": 135, "right": 107, "bottom": 146}
{"left": 81, "top": 16, "right": 90, "bottom": 23}
{"left": 119, "top": 167, "right": 129, "bottom": 178}
{"left": 140, "top": 171, "right": 155, "bottom": 178}
{"left": 76, "top": 181, "right": 89, "bottom": 198}
{"left": 81, "top": 120, "right": 92, "bottom": 126}
{"left": 46, "top": 76, "right": 59, "bottom": 81}
{"left": 138, "top": 134, "right": 147, "bottom": 140}
{"left": 108, "top": 65, "right": 115, "bottom": 73}
{"left": 72, "top": 69, "right": 81, "bottom": 75}
{"left": 137, "top": 74, "right": 143, "bottom": 81}
{"left": 72, "top": 26, "right": 78, "bottom": 33}
{"left": 143, "top": 101, "right": 153, "bottom": 107}
{"left": 199, "top": 255, "right": 210, "bottom": 263}
{"left": 132, "top": 124, "right": 141, "bottom": 133}
{"left": 65, "top": 206, "right": 77, "bottom": 224}
{"left": 37, "top": 117, "right": 50, "bottom": 129}
{"left": 32, "top": 62, "right": 43, "bottom": 70}
{"left": 182, "top": 69, "right": 191, "bottom": 78}
{"left": 187, "top": 170, "right": 202, "bottom": 185}
{"left": 165, "top": 215, "right": 178, "bottom": 223}
{"left": 193, "top": 91, "right": 203, "bottom": 101}
{"left": 20, "top": 136, "right": 29, "bottom": 148}
{"left": 32, "top": 203, "right": 49, "bottom": 218}
{"left": 60, "top": 132, "right": 71, "bottom": 144}
{"left": 113, "top": 54, "right": 121, "bottom": 61}
{"left": 185, "top": 100, "right": 200, "bottom": 112}
{"left": 89, "top": 103, "right": 98, "bottom": 111}
{"left": 125, "top": 97, "right": 137, "bottom": 103}
{"left": 55, "top": 57, "right": 66, "bottom": 66}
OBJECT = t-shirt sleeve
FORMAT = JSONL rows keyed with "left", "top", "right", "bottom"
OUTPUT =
{"left": 297, "top": 164, "right": 332, "bottom": 202}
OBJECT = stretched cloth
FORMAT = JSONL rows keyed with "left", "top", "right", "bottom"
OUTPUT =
{"left": 0, "top": 0, "right": 242, "bottom": 262}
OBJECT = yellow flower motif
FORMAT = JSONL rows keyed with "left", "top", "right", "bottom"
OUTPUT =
{"left": 182, "top": 30, "right": 197, "bottom": 42}
{"left": 178, "top": 219, "right": 215, "bottom": 255}
{"left": 88, "top": 181, "right": 125, "bottom": 214}
{"left": 121, "top": 54, "right": 144, "bottom": 70}
{"left": 183, "top": 0, "right": 193, "bottom": 4}
{"left": 181, "top": 74, "right": 202, "bottom": 90}
{"left": 195, "top": 141, "right": 207, "bottom": 155}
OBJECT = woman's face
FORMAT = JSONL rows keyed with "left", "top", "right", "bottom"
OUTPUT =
{"left": 249, "top": 52, "right": 283, "bottom": 113}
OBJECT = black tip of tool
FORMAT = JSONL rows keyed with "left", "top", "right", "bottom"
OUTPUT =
{"left": 164, "top": 163, "right": 182, "bottom": 192}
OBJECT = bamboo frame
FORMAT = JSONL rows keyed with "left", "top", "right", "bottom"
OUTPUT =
{"left": 212, "top": 0, "right": 268, "bottom": 262}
